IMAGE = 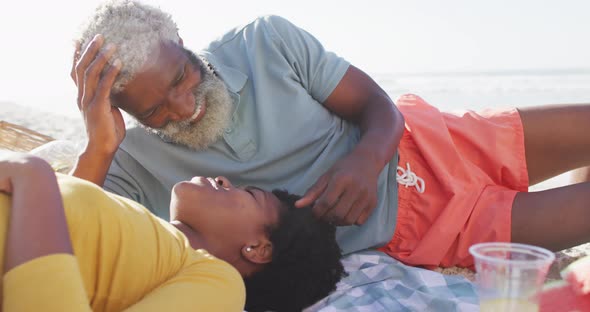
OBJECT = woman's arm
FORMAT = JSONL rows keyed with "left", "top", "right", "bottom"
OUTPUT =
{"left": 2, "top": 154, "right": 73, "bottom": 272}
{"left": 1, "top": 155, "right": 91, "bottom": 312}
{"left": 2, "top": 155, "right": 243, "bottom": 311}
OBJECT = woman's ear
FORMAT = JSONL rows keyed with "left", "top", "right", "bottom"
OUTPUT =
{"left": 241, "top": 239, "right": 273, "bottom": 264}
{"left": 178, "top": 34, "right": 184, "bottom": 46}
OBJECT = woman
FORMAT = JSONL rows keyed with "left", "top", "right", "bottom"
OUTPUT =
{"left": 0, "top": 153, "right": 343, "bottom": 312}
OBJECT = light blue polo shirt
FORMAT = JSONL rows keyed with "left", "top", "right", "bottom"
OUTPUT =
{"left": 104, "top": 15, "right": 398, "bottom": 255}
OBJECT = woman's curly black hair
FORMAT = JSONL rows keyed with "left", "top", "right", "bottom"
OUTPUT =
{"left": 243, "top": 190, "right": 345, "bottom": 312}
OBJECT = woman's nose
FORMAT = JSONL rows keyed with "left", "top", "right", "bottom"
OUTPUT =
{"left": 215, "top": 176, "right": 233, "bottom": 189}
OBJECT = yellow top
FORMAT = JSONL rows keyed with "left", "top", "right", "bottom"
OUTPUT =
{"left": 0, "top": 174, "right": 245, "bottom": 311}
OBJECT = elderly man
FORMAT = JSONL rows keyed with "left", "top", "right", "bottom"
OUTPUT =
{"left": 72, "top": 0, "right": 404, "bottom": 256}
{"left": 73, "top": 0, "right": 590, "bottom": 276}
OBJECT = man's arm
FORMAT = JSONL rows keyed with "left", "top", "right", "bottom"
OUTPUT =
{"left": 69, "top": 35, "right": 126, "bottom": 186}
{"left": 296, "top": 65, "right": 404, "bottom": 225}
{"left": 263, "top": 16, "right": 403, "bottom": 225}
{"left": 70, "top": 147, "right": 118, "bottom": 187}
{"left": 324, "top": 65, "right": 403, "bottom": 183}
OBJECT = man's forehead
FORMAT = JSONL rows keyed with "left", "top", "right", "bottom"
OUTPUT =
{"left": 112, "top": 42, "right": 185, "bottom": 111}
{"left": 142, "top": 41, "right": 185, "bottom": 73}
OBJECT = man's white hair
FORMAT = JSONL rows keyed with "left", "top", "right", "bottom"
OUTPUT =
{"left": 77, "top": 0, "right": 180, "bottom": 92}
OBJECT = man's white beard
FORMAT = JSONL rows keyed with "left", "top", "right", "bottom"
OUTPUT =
{"left": 143, "top": 70, "right": 232, "bottom": 150}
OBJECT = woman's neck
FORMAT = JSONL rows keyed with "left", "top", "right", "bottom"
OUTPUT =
{"left": 169, "top": 220, "right": 207, "bottom": 250}
{"left": 169, "top": 220, "right": 249, "bottom": 276}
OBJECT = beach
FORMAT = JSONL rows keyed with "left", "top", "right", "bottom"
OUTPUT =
{"left": 5, "top": 70, "right": 590, "bottom": 191}
{"left": 1, "top": 72, "right": 589, "bottom": 278}
{"left": 0, "top": 101, "right": 86, "bottom": 142}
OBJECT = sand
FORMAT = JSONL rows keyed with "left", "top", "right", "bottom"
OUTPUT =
{"left": 0, "top": 102, "right": 86, "bottom": 142}
{"left": 1, "top": 101, "right": 589, "bottom": 280}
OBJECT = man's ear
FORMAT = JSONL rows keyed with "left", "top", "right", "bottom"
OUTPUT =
{"left": 241, "top": 239, "right": 273, "bottom": 264}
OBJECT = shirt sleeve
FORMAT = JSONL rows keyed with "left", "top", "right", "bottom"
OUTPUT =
{"left": 4, "top": 253, "right": 245, "bottom": 312}
{"left": 103, "top": 148, "right": 170, "bottom": 218}
{"left": 262, "top": 15, "right": 350, "bottom": 103}
{"left": 103, "top": 148, "right": 147, "bottom": 202}
{"left": 3, "top": 254, "right": 92, "bottom": 312}
{"left": 122, "top": 252, "right": 246, "bottom": 312}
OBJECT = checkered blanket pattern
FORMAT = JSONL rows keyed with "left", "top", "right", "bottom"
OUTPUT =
{"left": 306, "top": 250, "right": 479, "bottom": 312}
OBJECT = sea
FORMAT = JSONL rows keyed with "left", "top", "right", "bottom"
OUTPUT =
{"left": 375, "top": 69, "right": 590, "bottom": 112}
{"left": 2, "top": 69, "right": 590, "bottom": 190}
{"left": 375, "top": 69, "right": 590, "bottom": 190}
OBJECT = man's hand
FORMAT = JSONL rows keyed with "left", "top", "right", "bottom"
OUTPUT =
{"left": 70, "top": 35, "right": 125, "bottom": 186}
{"left": 72, "top": 34, "right": 125, "bottom": 156}
{"left": 295, "top": 151, "right": 380, "bottom": 226}
{"left": 294, "top": 65, "right": 404, "bottom": 226}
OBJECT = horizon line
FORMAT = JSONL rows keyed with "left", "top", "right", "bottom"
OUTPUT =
{"left": 371, "top": 67, "right": 590, "bottom": 77}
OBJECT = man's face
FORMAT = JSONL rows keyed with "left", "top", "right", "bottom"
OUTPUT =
{"left": 113, "top": 41, "right": 232, "bottom": 149}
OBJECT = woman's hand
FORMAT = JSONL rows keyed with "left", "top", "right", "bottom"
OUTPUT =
{"left": 0, "top": 154, "right": 54, "bottom": 195}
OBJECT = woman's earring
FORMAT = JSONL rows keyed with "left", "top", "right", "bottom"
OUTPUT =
{"left": 246, "top": 247, "right": 252, "bottom": 252}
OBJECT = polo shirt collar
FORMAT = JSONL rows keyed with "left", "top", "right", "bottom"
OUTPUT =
{"left": 198, "top": 51, "right": 248, "bottom": 94}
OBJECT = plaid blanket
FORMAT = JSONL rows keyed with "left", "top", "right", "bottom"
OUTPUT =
{"left": 306, "top": 250, "right": 479, "bottom": 312}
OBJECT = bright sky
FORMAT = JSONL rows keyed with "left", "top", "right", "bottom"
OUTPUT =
{"left": 1, "top": 0, "right": 589, "bottom": 116}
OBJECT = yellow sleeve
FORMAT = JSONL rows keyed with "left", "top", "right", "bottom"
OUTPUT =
{"left": 3, "top": 254, "right": 91, "bottom": 312}
{"left": 123, "top": 251, "right": 246, "bottom": 312}
{"left": 2, "top": 253, "right": 244, "bottom": 312}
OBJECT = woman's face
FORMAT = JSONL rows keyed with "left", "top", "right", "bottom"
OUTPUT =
{"left": 169, "top": 176, "right": 284, "bottom": 260}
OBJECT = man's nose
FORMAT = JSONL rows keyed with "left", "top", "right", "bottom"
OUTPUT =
{"left": 166, "top": 92, "right": 195, "bottom": 122}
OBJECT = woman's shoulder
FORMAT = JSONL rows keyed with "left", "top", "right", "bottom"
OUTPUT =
{"left": 175, "top": 249, "right": 246, "bottom": 310}
{"left": 56, "top": 173, "right": 169, "bottom": 240}
{"left": 57, "top": 173, "right": 151, "bottom": 216}
{"left": 57, "top": 173, "right": 116, "bottom": 199}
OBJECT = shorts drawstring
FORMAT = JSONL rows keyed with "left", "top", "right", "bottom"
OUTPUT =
{"left": 396, "top": 163, "right": 425, "bottom": 193}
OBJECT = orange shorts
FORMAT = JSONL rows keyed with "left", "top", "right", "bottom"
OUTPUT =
{"left": 378, "top": 94, "right": 529, "bottom": 269}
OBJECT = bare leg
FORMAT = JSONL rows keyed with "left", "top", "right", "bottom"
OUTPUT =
{"left": 511, "top": 182, "right": 590, "bottom": 251}
{"left": 518, "top": 104, "right": 590, "bottom": 185}
{"left": 571, "top": 166, "right": 590, "bottom": 184}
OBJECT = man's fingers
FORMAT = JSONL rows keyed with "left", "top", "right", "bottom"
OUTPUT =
{"left": 95, "top": 59, "right": 121, "bottom": 105}
{"left": 343, "top": 191, "right": 368, "bottom": 225}
{"left": 71, "top": 41, "right": 81, "bottom": 83}
{"left": 357, "top": 209, "right": 370, "bottom": 225}
{"left": 295, "top": 174, "right": 329, "bottom": 208}
{"left": 324, "top": 187, "right": 359, "bottom": 225}
{"left": 76, "top": 34, "right": 104, "bottom": 109}
{"left": 312, "top": 184, "right": 343, "bottom": 219}
{"left": 82, "top": 44, "right": 117, "bottom": 111}
{"left": 356, "top": 195, "right": 377, "bottom": 225}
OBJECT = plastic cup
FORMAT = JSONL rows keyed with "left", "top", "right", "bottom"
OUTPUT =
{"left": 469, "top": 242, "right": 555, "bottom": 312}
